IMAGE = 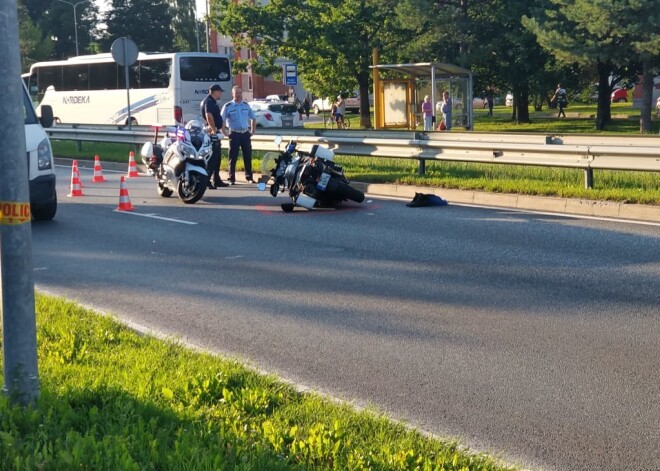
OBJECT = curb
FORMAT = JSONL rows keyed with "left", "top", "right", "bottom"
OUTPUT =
{"left": 55, "top": 158, "right": 660, "bottom": 224}
{"left": 352, "top": 182, "right": 660, "bottom": 224}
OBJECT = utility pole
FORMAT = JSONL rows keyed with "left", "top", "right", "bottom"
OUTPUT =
{"left": 0, "top": 0, "right": 40, "bottom": 404}
{"left": 55, "top": 0, "right": 91, "bottom": 56}
{"left": 205, "top": 0, "right": 210, "bottom": 53}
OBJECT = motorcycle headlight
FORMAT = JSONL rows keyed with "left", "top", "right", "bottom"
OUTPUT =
{"left": 178, "top": 142, "right": 194, "bottom": 160}
{"left": 37, "top": 138, "right": 53, "bottom": 170}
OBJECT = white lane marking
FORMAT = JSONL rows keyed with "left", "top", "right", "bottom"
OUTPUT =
{"left": 114, "top": 211, "right": 198, "bottom": 225}
{"left": 369, "top": 194, "right": 660, "bottom": 228}
{"left": 457, "top": 203, "right": 660, "bottom": 227}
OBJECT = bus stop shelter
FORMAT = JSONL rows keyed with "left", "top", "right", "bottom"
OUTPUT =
{"left": 370, "top": 62, "right": 473, "bottom": 130}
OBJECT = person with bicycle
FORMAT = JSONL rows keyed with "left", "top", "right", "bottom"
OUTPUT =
{"left": 335, "top": 94, "right": 346, "bottom": 129}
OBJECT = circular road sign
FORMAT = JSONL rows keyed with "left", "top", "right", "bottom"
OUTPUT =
{"left": 111, "top": 37, "right": 139, "bottom": 67}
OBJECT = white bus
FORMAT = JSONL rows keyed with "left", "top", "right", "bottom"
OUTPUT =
{"left": 25, "top": 52, "right": 232, "bottom": 126}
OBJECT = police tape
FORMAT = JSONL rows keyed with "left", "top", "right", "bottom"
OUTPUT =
{"left": 0, "top": 201, "right": 31, "bottom": 225}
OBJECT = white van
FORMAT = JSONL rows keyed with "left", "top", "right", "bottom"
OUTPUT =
{"left": 22, "top": 82, "right": 57, "bottom": 220}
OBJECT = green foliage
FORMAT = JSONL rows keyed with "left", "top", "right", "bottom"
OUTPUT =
{"left": 102, "top": 0, "right": 174, "bottom": 53}
{"left": 0, "top": 295, "right": 513, "bottom": 470}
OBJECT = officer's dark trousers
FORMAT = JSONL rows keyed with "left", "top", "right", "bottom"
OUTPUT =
{"left": 207, "top": 140, "right": 222, "bottom": 185}
{"left": 228, "top": 131, "right": 252, "bottom": 182}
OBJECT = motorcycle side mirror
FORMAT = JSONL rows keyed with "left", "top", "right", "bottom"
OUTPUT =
{"left": 274, "top": 135, "right": 283, "bottom": 146}
{"left": 257, "top": 182, "right": 267, "bottom": 191}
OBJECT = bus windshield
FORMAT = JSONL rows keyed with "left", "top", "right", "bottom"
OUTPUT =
{"left": 179, "top": 57, "right": 231, "bottom": 82}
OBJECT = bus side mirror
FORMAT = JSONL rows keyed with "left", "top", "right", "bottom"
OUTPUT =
{"left": 39, "top": 105, "right": 54, "bottom": 128}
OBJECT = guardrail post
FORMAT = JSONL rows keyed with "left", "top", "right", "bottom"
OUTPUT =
{"left": 418, "top": 159, "right": 426, "bottom": 175}
{"left": 584, "top": 169, "right": 594, "bottom": 189}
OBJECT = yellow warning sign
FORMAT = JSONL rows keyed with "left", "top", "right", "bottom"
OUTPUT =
{"left": 0, "top": 201, "right": 31, "bottom": 225}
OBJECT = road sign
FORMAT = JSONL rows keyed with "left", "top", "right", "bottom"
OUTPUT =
{"left": 111, "top": 37, "right": 138, "bottom": 67}
{"left": 284, "top": 63, "right": 298, "bottom": 86}
{"left": 111, "top": 38, "right": 139, "bottom": 128}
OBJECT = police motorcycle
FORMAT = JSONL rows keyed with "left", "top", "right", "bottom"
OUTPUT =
{"left": 258, "top": 136, "right": 364, "bottom": 212}
{"left": 140, "top": 120, "right": 211, "bottom": 204}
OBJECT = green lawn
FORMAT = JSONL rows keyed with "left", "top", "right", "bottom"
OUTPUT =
{"left": 0, "top": 294, "right": 516, "bottom": 470}
{"left": 51, "top": 102, "right": 660, "bottom": 205}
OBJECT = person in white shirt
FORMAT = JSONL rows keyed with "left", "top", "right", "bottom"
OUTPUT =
{"left": 221, "top": 86, "right": 256, "bottom": 184}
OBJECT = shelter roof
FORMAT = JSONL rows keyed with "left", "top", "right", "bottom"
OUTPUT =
{"left": 369, "top": 62, "right": 471, "bottom": 78}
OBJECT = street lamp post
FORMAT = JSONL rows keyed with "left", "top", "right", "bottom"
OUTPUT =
{"left": 55, "top": 0, "right": 91, "bottom": 56}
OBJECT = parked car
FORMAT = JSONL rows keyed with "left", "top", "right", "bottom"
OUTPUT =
{"left": 248, "top": 100, "right": 303, "bottom": 128}
{"left": 505, "top": 92, "right": 513, "bottom": 107}
{"left": 265, "top": 94, "right": 290, "bottom": 102}
{"left": 611, "top": 88, "right": 629, "bottom": 103}
{"left": 312, "top": 93, "right": 360, "bottom": 114}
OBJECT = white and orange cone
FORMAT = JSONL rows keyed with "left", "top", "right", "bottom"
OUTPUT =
{"left": 127, "top": 150, "right": 140, "bottom": 178}
{"left": 91, "top": 155, "right": 106, "bottom": 183}
{"left": 116, "top": 176, "right": 135, "bottom": 211}
{"left": 67, "top": 160, "right": 84, "bottom": 197}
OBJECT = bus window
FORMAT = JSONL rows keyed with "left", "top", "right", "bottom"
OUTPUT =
{"left": 37, "top": 66, "right": 63, "bottom": 95}
{"left": 138, "top": 59, "right": 171, "bottom": 89}
{"left": 62, "top": 64, "right": 89, "bottom": 91}
{"left": 117, "top": 64, "right": 140, "bottom": 89}
{"left": 89, "top": 62, "right": 119, "bottom": 90}
{"left": 179, "top": 56, "right": 231, "bottom": 82}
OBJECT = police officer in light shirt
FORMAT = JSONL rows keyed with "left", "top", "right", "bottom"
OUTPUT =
{"left": 220, "top": 86, "right": 256, "bottom": 184}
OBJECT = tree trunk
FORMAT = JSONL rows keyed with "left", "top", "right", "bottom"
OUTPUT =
{"left": 595, "top": 61, "right": 612, "bottom": 131}
{"left": 640, "top": 60, "right": 653, "bottom": 133}
{"left": 512, "top": 87, "right": 530, "bottom": 124}
{"left": 357, "top": 72, "right": 372, "bottom": 129}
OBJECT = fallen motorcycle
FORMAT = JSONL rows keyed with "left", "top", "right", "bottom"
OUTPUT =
{"left": 140, "top": 121, "right": 211, "bottom": 204}
{"left": 258, "top": 137, "right": 364, "bottom": 212}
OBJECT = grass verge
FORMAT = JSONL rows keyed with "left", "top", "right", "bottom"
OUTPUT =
{"left": 0, "top": 294, "right": 515, "bottom": 470}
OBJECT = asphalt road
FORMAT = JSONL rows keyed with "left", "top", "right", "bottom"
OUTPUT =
{"left": 31, "top": 165, "right": 660, "bottom": 471}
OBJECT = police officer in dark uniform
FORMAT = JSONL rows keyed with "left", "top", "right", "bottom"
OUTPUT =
{"left": 200, "top": 84, "right": 228, "bottom": 188}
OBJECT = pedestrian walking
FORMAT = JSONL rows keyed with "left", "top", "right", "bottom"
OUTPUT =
{"left": 221, "top": 86, "right": 257, "bottom": 184}
{"left": 551, "top": 83, "right": 568, "bottom": 118}
{"left": 200, "top": 84, "right": 228, "bottom": 188}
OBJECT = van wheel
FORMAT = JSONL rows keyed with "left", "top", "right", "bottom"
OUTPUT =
{"left": 126, "top": 117, "right": 138, "bottom": 126}
{"left": 32, "top": 195, "right": 57, "bottom": 221}
{"left": 54, "top": 118, "right": 61, "bottom": 125}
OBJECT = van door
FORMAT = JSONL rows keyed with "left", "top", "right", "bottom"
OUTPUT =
{"left": 23, "top": 83, "right": 57, "bottom": 220}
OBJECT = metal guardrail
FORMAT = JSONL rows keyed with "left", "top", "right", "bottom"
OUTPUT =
{"left": 46, "top": 124, "right": 660, "bottom": 189}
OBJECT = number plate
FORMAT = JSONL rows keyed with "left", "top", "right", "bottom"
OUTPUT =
{"left": 317, "top": 172, "right": 331, "bottom": 191}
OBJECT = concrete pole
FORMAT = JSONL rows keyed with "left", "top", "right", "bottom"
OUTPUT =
{"left": 0, "top": 0, "right": 40, "bottom": 405}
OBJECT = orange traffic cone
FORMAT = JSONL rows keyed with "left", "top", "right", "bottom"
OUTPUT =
{"left": 127, "top": 150, "right": 140, "bottom": 178}
{"left": 67, "top": 160, "right": 84, "bottom": 197}
{"left": 91, "top": 155, "right": 106, "bottom": 183}
{"left": 116, "top": 176, "right": 135, "bottom": 211}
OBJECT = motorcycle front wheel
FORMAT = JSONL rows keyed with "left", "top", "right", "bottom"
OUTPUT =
{"left": 336, "top": 182, "right": 365, "bottom": 203}
{"left": 177, "top": 171, "right": 207, "bottom": 204}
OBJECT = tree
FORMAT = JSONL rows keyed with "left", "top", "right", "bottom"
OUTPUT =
{"left": 605, "top": 0, "right": 660, "bottom": 132}
{"left": 102, "top": 0, "right": 174, "bottom": 53}
{"left": 523, "top": 0, "right": 640, "bottom": 130}
{"left": 392, "top": 0, "right": 556, "bottom": 124}
{"left": 17, "top": 0, "right": 53, "bottom": 70}
{"left": 213, "top": 0, "right": 398, "bottom": 128}
{"left": 168, "top": 0, "right": 203, "bottom": 52}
